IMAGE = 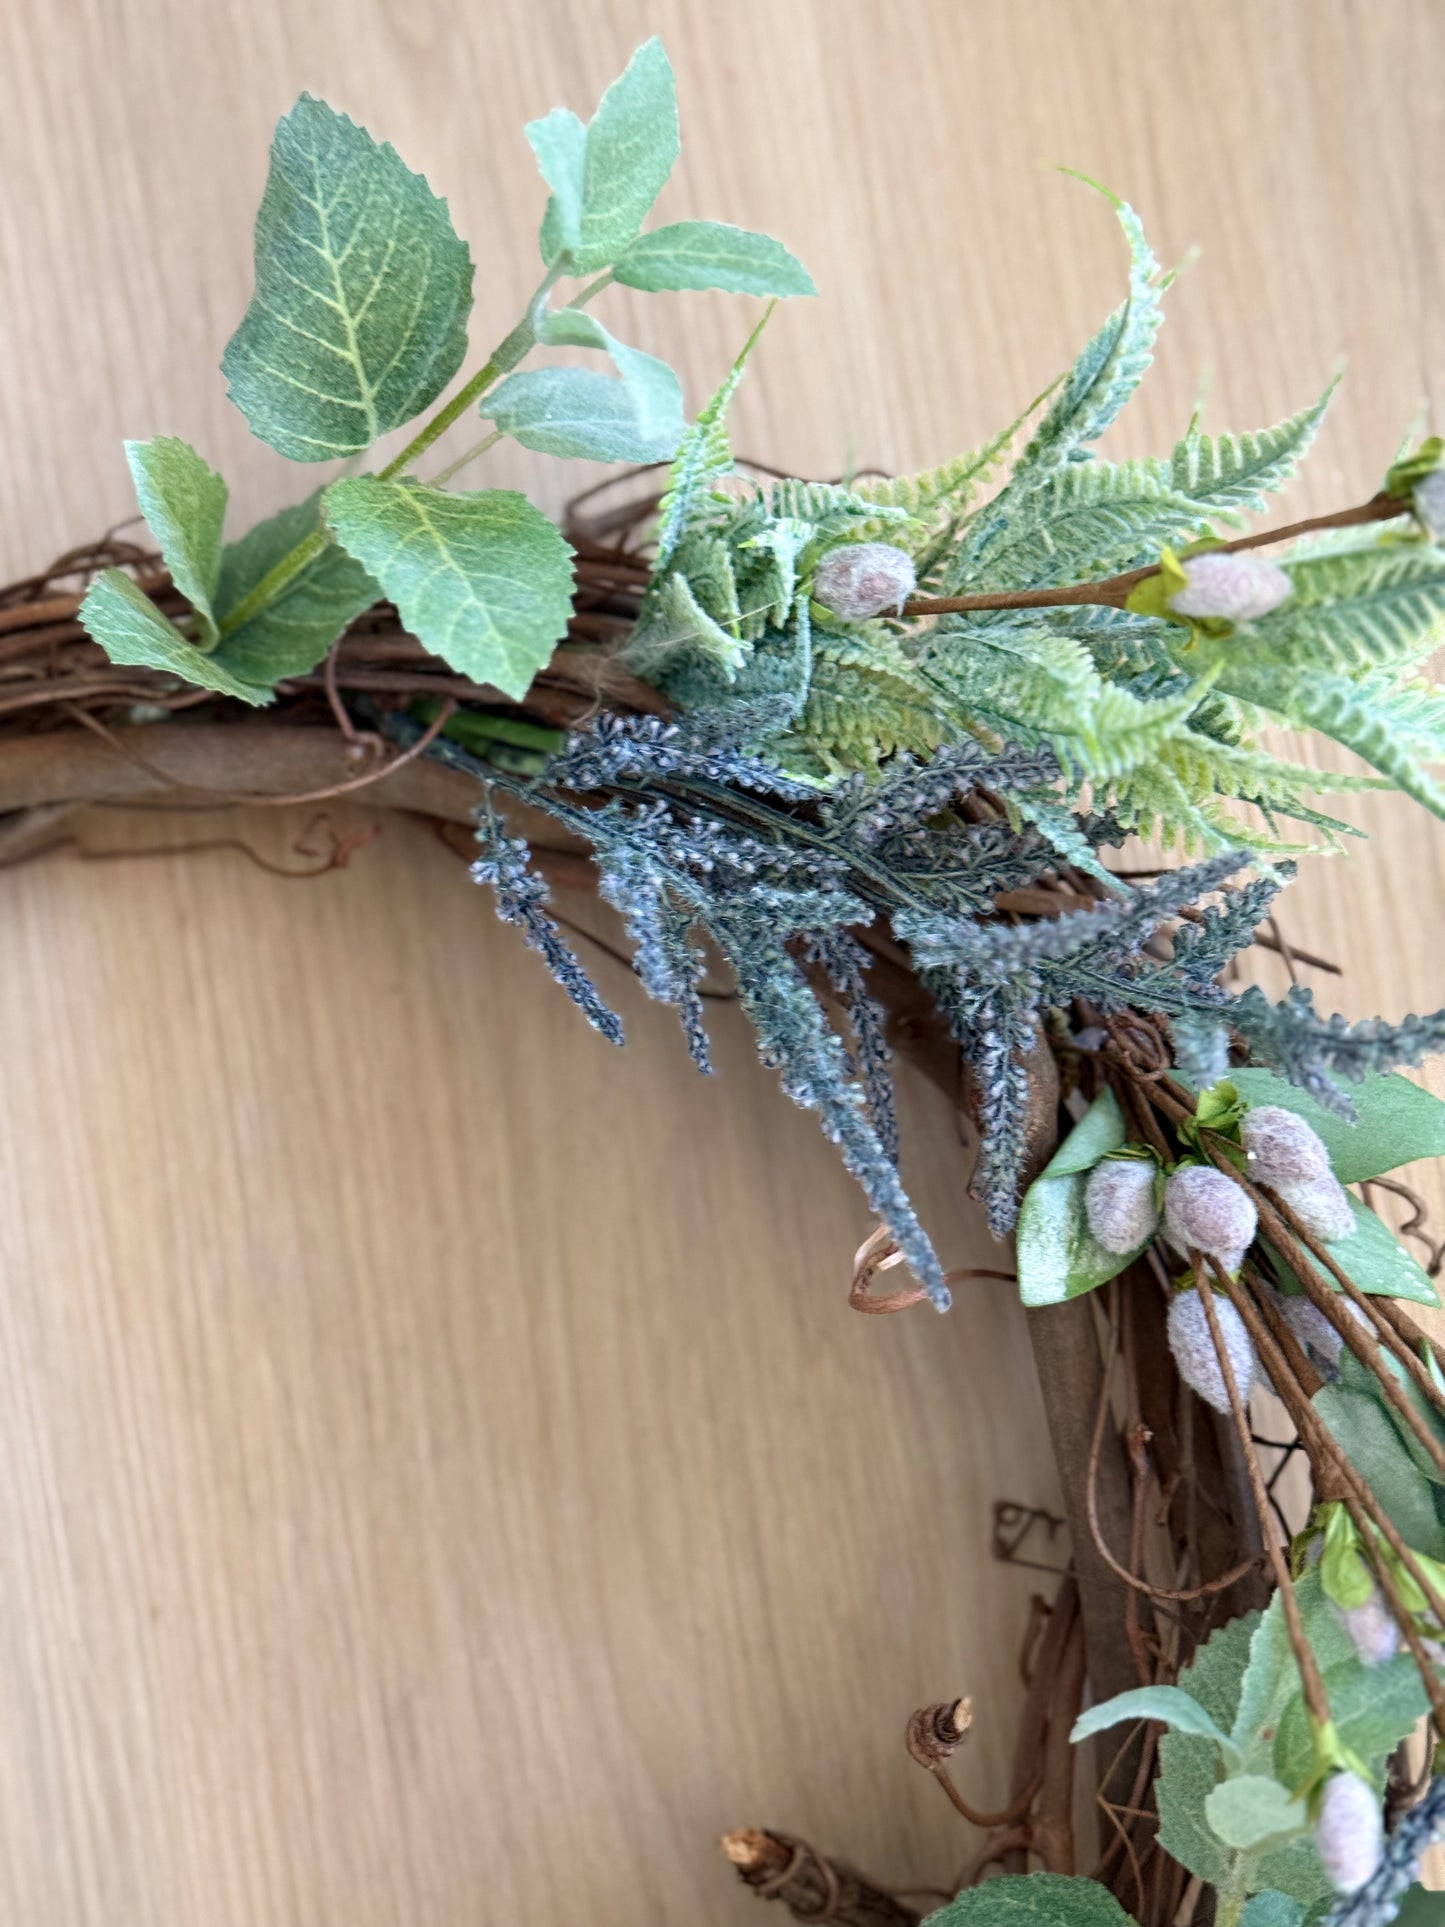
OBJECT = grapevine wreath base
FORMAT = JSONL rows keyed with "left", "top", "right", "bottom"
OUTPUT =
{"left": 24, "top": 33, "right": 1445, "bottom": 1927}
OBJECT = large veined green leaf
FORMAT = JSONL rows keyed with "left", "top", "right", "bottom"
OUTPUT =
{"left": 614, "top": 220, "right": 815, "bottom": 296}
{"left": 323, "top": 478, "right": 574, "bottom": 699}
{"left": 1272, "top": 1654, "right": 1428, "bottom": 1790}
{"left": 483, "top": 305, "right": 685, "bottom": 463}
{"left": 1239, "top": 1895, "right": 1306, "bottom": 1927}
{"left": 924, "top": 1874, "right": 1137, "bottom": 1926}
{"left": 78, "top": 570, "right": 273, "bottom": 705}
{"left": 1228, "top": 1066, "right": 1445, "bottom": 1181}
{"left": 222, "top": 94, "right": 474, "bottom": 461}
{"left": 214, "top": 492, "right": 380, "bottom": 682}
{"left": 1156, "top": 1612, "right": 1259, "bottom": 1885}
{"left": 528, "top": 39, "right": 679, "bottom": 273}
{"left": 125, "top": 437, "right": 227, "bottom": 646}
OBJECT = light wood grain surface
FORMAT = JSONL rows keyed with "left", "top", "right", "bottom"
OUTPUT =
{"left": 0, "top": 4, "right": 1442, "bottom": 1923}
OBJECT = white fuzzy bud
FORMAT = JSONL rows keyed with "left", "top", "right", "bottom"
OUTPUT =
{"left": 1167, "top": 1287, "right": 1257, "bottom": 1413}
{"left": 1164, "top": 1165, "right": 1258, "bottom": 1262}
{"left": 1084, "top": 1158, "right": 1159, "bottom": 1255}
{"left": 1278, "top": 1169, "right": 1356, "bottom": 1245}
{"left": 1168, "top": 549, "right": 1292, "bottom": 623}
{"left": 1415, "top": 467, "right": 1445, "bottom": 542}
{"left": 1242, "top": 1105, "right": 1333, "bottom": 1188}
{"left": 812, "top": 543, "right": 917, "bottom": 621}
{"left": 1332, "top": 1585, "right": 1400, "bottom": 1668}
{"left": 1314, "top": 1771, "right": 1384, "bottom": 1895}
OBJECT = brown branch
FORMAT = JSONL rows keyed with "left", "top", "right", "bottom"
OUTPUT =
{"left": 721, "top": 1831, "right": 921, "bottom": 1926}
{"left": 903, "top": 492, "right": 1404, "bottom": 617}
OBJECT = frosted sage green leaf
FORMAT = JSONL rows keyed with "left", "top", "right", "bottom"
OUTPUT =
{"left": 1266, "top": 1194, "right": 1440, "bottom": 1308}
{"left": 125, "top": 437, "right": 227, "bottom": 647}
{"left": 78, "top": 570, "right": 272, "bottom": 705}
{"left": 222, "top": 94, "right": 474, "bottom": 460}
{"left": 1240, "top": 1895, "right": 1306, "bottom": 1927}
{"left": 1072, "top": 1683, "right": 1237, "bottom": 1754}
{"left": 927, "top": 1873, "right": 1137, "bottom": 1927}
{"left": 323, "top": 478, "right": 574, "bottom": 699}
{"left": 483, "top": 365, "right": 680, "bottom": 463}
{"left": 533, "top": 307, "right": 685, "bottom": 453}
{"left": 214, "top": 492, "right": 379, "bottom": 682}
{"left": 529, "top": 39, "right": 678, "bottom": 272}
{"left": 1015, "top": 1089, "right": 1143, "bottom": 1307}
{"left": 614, "top": 220, "right": 815, "bottom": 297}
{"left": 1272, "top": 1654, "right": 1427, "bottom": 1790}
{"left": 1227, "top": 1066, "right": 1445, "bottom": 1181}
{"left": 1203, "top": 1775, "right": 1307, "bottom": 1850}
{"left": 1315, "top": 1381, "right": 1445, "bottom": 1553}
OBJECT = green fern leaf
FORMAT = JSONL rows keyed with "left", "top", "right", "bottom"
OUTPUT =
{"left": 968, "top": 459, "right": 1210, "bottom": 590}
{"left": 780, "top": 627, "right": 946, "bottom": 775}
{"left": 653, "top": 311, "right": 768, "bottom": 568}
{"left": 1198, "top": 540, "right": 1445, "bottom": 678}
{"left": 1169, "top": 378, "right": 1337, "bottom": 519}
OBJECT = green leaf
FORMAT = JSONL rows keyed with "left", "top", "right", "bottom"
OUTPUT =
{"left": 1272, "top": 1654, "right": 1428, "bottom": 1790}
{"left": 1240, "top": 1894, "right": 1306, "bottom": 1927}
{"left": 485, "top": 306, "right": 685, "bottom": 462}
{"left": 1268, "top": 1194, "right": 1440, "bottom": 1308}
{"left": 1231, "top": 1570, "right": 1358, "bottom": 1773}
{"left": 78, "top": 570, "right": 272, "bottom": 706}
{"left": 651, "top": 311, "right": 768, "bottom": 569}
{"left": 1156, "top": 1611, "right": 1260, "bottom": 1884}
{"left": 1016, "top": 1089, "right": 1146, "bottom": 1307}
{"left": 614, "top": 220, "right": 815, "bottom": 296}
{"left": 530, "top": 39, "right": 679, "bottom": 273}
{"left": 1072, "top": 1684, "right": 1237, "bottom": 1753}
{"left": 1315, "top": 1380, "right": 1445, "bottom": 1554}
{"left": 1228, "top": 1067, "right": 1445, "bottom": 1181}
{"left": 323, "top": 479, "right": 574, "bottom": 699}
{"left": 925, "top": 1873, "right": 1138, "bottom": 1927}
{"left": 214, "top": 492, "right": 380, "bottom": 682}
{"left": 125, "top": 437, "right": 227, "bottom": 646}
{"left": 483, "top": 365, "right": 679, "bottom": 462}
{"left": 1204, "top": 1775, "right": 1307, "bottom": 1850}
{"left": 1170, "top": 381, "right": 1337, "bottom": 520}
{"left": 1319, "top": 1503, "right": 1376, "bottom": 1610}
{"left": 1395, "top": 1885, "right": 1445, "bottom": 1925}
{"left": 222, "top": 94, "right": 473, "bottom": 461}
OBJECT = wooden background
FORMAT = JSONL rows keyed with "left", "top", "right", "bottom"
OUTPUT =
{"left": 0, "top": 2, "right": 1441, "bottom": 1922}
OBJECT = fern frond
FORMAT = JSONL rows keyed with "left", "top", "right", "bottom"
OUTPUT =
{"left": 967, "top": 459, "right": 1209, "bottom": 590}
{"left": 653, "top": 312, "right": 768, "bottom": 568}
{"left": 1227, "top": 664, "right": 1445, "bottom": 818}
{"left": 624, "top": 568, "right": 751, "bottom": 684}
{"left": 1210, "top": 539, "right": 1445, "bottom": 677}
{"left": 780, "top": 626, "right": 947, "bottom": 774}
{"left": 1169, "top": 378, "right": 1337, "bottom": 519}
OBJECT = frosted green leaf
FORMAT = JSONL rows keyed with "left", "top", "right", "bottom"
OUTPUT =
{"left": 1072, "top": 1683, "right": 1238, "bottom": 1753}
{"left": 222, "top": 94, "right": 474, "bottom": 461}
{"left": 1315, "top": 1380, "right": 1445, "bottom": 1552}
{"left": 215, "top": 492, "right": 379, "bottom": 682}
{"left": 1016, "top": 1089, "right": 1141, "bottom": 1307}
{"left": 1203, "top": 1776, "right": 1307, "bottom": 1851}
{"left": 1209, "top": 1067, "right": 1445, "bottom": 1182}
{"left": 483, "top": 365, "right": 679, "bottom": 462}
{"left": 323, "top": 478, "right": 574, "bottom": 699}
{"left": 125, "top": 437, "right": 227, "bottom": 647}
{"left": 1272, "top": 1654, "right": 1427, "bottom": 1789}
{"left": 1156, "top": 1611, "right": 1259, "bottom": 1884}
{"left": 614, "top": 220, "right": 815, "bottom": 296}
{"left": 533, "top": 307, "right": 685, "bottom": 452}
{"left": 1240, "top": 1896, "right": 1306, "bottom": 1927}
{"left": 78, "top": 570, "right": 272, "bottom": 706}
{"left": 529, "top": 39, "right": 679, "bottom": 272}
{"left": 926, "top": 1873, "right": 1137, "bottom": 1926}
{"left": 1265, "top": 1193, "right": 1440, "bottom": 1307}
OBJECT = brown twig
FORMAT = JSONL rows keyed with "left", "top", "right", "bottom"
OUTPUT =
{"left": 721, "top": 1831, "right": 921, "bottom": 1926}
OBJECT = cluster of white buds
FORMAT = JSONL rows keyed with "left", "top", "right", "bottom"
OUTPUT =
{"left": 1166, "top": 1286, "right": 1257, "bottom": 1413}
{"left": 1163, "top": 1165, "right": 1258, "bottom": 1274}
{"left": 1241, "top": 1105, "right": 1355, "bottom": 1245}
{"left": 1332, "top": 1584, "right": 1401, "bottom": 1668}
{"left": 812, "top": 543, "right": 917, "bottom": 621}
{"left": 1314, "top": 1771, "right": 1384, "bottom": 1894}
{"left": 1084, "top": 1157, "right": 1160, "bottom": 1255}
{"left": 1167, "top": 549, "right": 1293, "bottom": 622}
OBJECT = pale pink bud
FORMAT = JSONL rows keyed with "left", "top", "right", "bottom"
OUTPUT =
{"left": 1332, "top": 1586, "right": 1400, "bottom": 1668}
{"left": 1167, "top": 1287, "right": 1256, "bottom": 1413}
{"left": 1084, "top": 1158, "right": 1159, "bottom": 1255}
{"left": 1314, "top": 1771, "right": 1383, "bottom": 1895}
{"left": 1169, "top": 550, "right": 1292, "bottom": 622}
{"left": 1242, "top": 1105, "right": 1332, "bottom": 1187}
{"left": 1415, "top": 468, "right": 1445, "bottom": 542}
{"left": 1164, "top": 1165, "right": 1258, "bottom": 1263}
{"left": 813, "top": 543, "right": 916, "bottom": 621}
{"left": 1277, "top": 1170, "right": 1356, "bottom": 1245}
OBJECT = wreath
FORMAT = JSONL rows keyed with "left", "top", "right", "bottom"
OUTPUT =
{"left": 14, "top": 37, "right": 1445, "bottom": 1927}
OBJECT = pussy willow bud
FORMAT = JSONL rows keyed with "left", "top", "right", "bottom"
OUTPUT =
{"left": 1315, "top": 1771, "right": 1384, "bottom": 1895}
{"left": 1084, "top": 1158, "right": 1159, "bottom": 1255}
{"left": 1332, "top": 1585, "right": 1400, "bottom": 1668}
{"left": 1278, "top": 1169, "right": 1356, "bottom": 1245}
{"left": 1242, "top": 1105, "right": 1333, "bottom": 1187}
{"left": 1164, "top": 1165, "right": 1258, "bottom": 1262}
{"left": 1168, "top": 549, "right": 1292, "bottom": 622}
{"left": 812, "top": 543, "right": 916, "bottom": 621}
{"left": 1167, "top": 1287, "right": 1256, "bottom": 1414}
{"left": 1415, "top": 467, "right": 1445, "bottom": 542}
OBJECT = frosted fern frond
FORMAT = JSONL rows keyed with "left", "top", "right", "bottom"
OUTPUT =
{"left": 1168, "top": 377, "right": 1337, "bottom": 517}
{"left": 966, "top": 459, "right": 1210, "bottom": 590}
{"left": 763, "top": 477, "right": 907, "bottom": 541}
{"left": 626, "top": 568, "right": 751, "bottom": 684}
{"left": 652, "top": 314, "right": 765, "bottom": 569}
{"left": 1214, "top": 538, "right": 1445, "bottom": 678}
{"left": 469, "top": 790, "right": 625, "bottom": 1045}
{"left": 777, "top": 626, "right": 946, "bottom": 776}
